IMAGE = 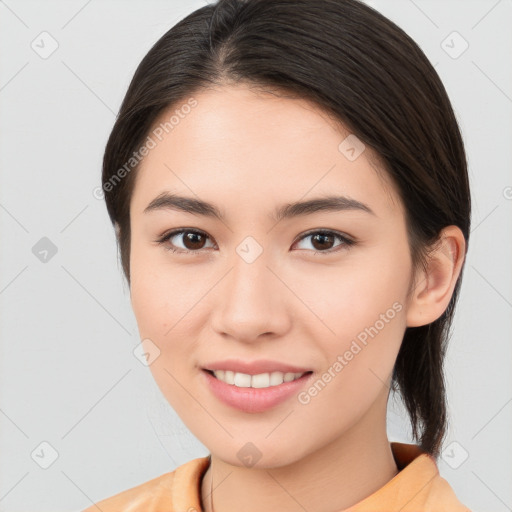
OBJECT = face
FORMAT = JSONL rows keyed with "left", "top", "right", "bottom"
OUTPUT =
{"left": 129, "top": 84, "right": 414, "bottom": 467}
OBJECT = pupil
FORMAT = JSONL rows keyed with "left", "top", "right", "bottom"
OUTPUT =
{"left": 313, "top": 233, "right": 333, "bottom": 250}
{"left": 185, "top": 232, "right": 204, "bottom": 249}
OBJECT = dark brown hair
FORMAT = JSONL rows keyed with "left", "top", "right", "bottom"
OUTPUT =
{"left": 101, "top": 0, "right": 471, "bottom": 459}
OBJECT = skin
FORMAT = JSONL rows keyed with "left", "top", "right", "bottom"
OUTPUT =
{"left": 127, "top": 83, "right": 465, "bottom": 512}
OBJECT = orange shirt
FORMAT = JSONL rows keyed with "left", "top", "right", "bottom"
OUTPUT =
{"left": 81, "top": 442, "right": 472, "bottom": 511}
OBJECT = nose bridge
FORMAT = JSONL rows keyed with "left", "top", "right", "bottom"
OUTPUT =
{"left": 212, "top": 239, "right": 286, "bottom": 340}
{"left": 227, "top": 241, "right": 275, "bottom": 309}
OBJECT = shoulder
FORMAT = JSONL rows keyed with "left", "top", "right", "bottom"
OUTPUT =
{"left": 424, "top": 474, "right": 472, "bottom": 511}
{"left": 80, "top": 456, "right": 210, "bottom": 512}
{"left": 80, "top": 471, "right": 175, "bottom": 512}
{"left": 355, "top": 444, "right": 473, "bottom": 512}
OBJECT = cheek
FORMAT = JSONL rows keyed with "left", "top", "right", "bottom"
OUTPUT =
{"left": 300, "top": 284, "right": 407, "bottom": 433}
{"left": 130, "top": 263, "right": 201, "bottom": 414}
{"left": 130, "top": 275, "right": 196, "bottom": 358}
{"left": 296, "top": 248, "right": 411, "bottom": 337}
{"left": 129, "top": 242, "right": 192, "bottom": 335}
{"left": 309, "top": 245, "right": 411, "bottom": 383}
{"left": 130, "top": 274, "right": 165, "bottom": 338}
{"left": 129, "top": 245, "right": 207, "bottom": 384}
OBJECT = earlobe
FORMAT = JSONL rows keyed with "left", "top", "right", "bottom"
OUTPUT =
{"left": 406, "top": 226, "right": 466, "bottom": 328}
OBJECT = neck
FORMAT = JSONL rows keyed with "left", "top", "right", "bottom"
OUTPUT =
{"left": 200, "top": 390, "right": 398, "bottom": 512}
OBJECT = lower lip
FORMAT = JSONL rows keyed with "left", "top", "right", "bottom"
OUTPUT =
{"left": 202, "top": 370, "right": 313, "bottom": 413}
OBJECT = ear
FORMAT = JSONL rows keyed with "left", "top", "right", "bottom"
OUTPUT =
{"left": 406, "top": 225, "right": 466, "bottom": 327}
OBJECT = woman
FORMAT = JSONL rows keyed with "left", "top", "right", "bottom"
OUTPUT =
{"left": 83, "top": 0, "right": 472, "bottom": 510}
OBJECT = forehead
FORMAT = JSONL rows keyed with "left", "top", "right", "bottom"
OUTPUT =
{"left": 131, "top": 84, "right": 401, "bottom": 219}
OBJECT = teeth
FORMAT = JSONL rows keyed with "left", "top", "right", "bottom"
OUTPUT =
{"left": 212, "top": 370, "right": 306, "bottom": 388}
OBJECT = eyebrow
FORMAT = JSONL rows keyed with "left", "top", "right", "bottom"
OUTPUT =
{"left": 143, "top": 192, "right": 375, "bottom": 222}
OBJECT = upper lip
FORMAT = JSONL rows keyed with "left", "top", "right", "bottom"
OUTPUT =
{"left": 203, "top": 358, "right": 313, "bottom": 375}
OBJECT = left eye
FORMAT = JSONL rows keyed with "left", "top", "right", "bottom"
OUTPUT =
{"left": 293, "top": 230, "right": 354, "bottom": 254}
{"left": 156, "top": 229, "right": 354, "bottom": 255}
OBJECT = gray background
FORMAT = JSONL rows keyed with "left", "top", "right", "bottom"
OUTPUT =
{"left": 0, "top": 1, "right": 510, "bottom": 511}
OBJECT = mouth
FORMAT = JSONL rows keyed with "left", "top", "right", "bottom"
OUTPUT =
{"left": 201, "top": 368, "right": 314, "bottom": 413}
{"left": 203, "top": 369, "right": 313, "bottom": 389}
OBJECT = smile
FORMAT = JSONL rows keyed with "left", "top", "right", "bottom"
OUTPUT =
{"left": 209, "top": 369, "right": 310, "bottom": 389}
{"left": 202, "top": 369, "right": 314, "bottom": 413}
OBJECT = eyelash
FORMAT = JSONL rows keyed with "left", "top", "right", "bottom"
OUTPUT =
{"left": 155, "top": 228, "right": 355, "bottom": 256}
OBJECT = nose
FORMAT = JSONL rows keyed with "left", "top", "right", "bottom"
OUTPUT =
{"left": 209, "top": 251, "right": 292, "bottom": 344}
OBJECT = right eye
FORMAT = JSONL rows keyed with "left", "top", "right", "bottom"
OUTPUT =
{"left": 156, "top": 229, "right": 216, "bottom": 254}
